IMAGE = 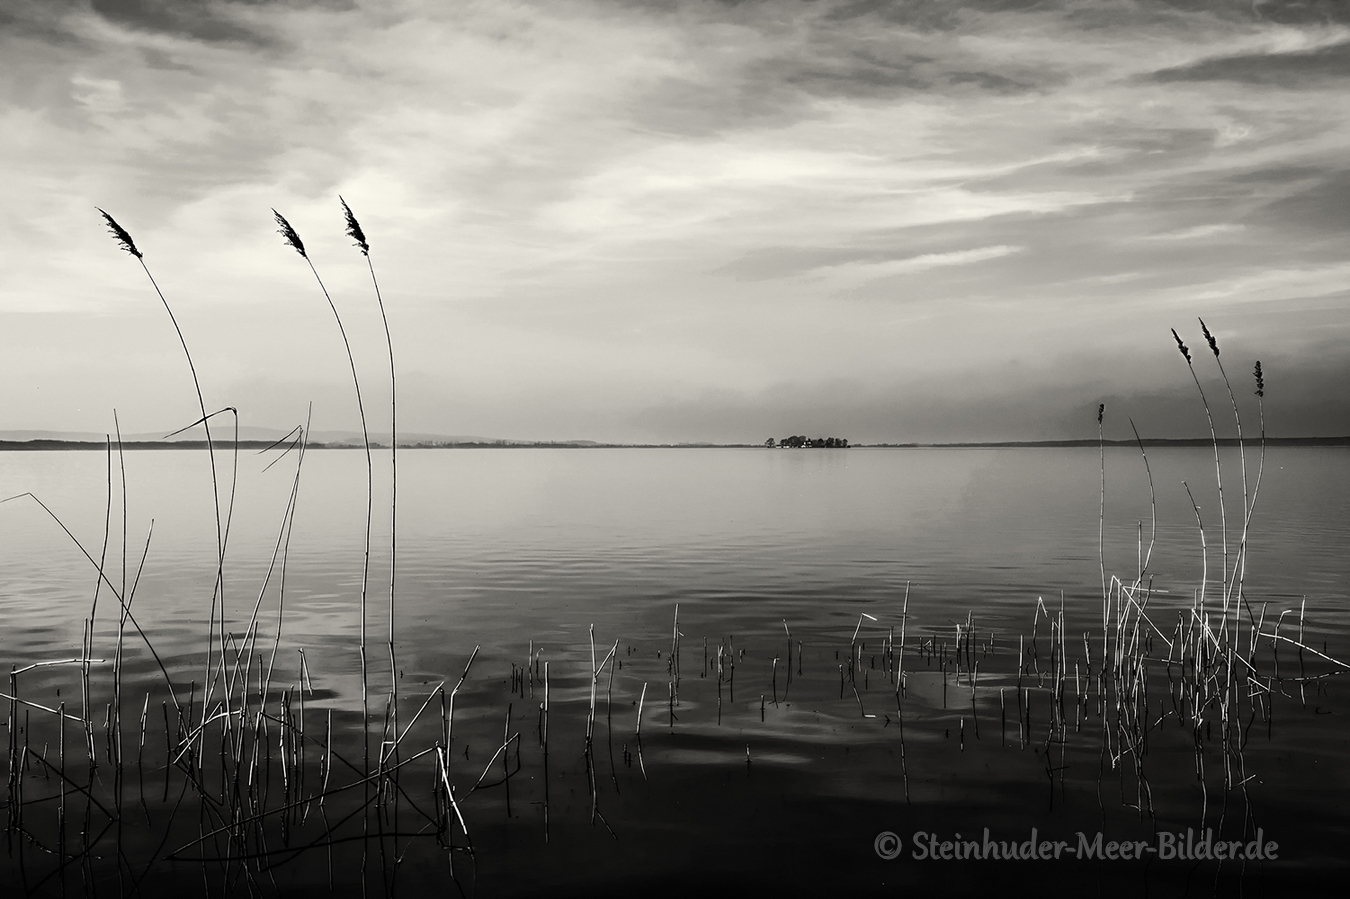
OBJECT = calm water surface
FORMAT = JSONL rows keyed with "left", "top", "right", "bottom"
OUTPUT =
{"left": 2, "top": 446, "right": 1348, "bottom": 896}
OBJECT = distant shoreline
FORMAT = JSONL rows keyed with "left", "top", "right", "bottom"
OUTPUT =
{"left": 3, "top": 437, "right": 1348, "bottom": 451}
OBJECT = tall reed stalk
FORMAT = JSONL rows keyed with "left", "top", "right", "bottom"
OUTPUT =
{"left": 273, "top": 209, "right": 374, "bottom": 768}
{"left": 1198, "top": 318, "right": 1250, "bottom": 636}
{"left": 339, "top": 198, "right": 399, "bottom": 694}
{"left": 97, "top": 210, "right": 231, "bottom": 737}
{"left": 1240, "top": 362, "right": 1267, "bottom": 620}
{"left": 1172, "top": 326, "right": 1227, "bottom": 611}
{"left": 1098, "top": 403, "right": 1107, "bottom": 646}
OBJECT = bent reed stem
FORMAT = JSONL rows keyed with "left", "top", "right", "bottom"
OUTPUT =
{"left": 340, "top": 198, "right": 399, "bottom": 712}
{"left": 274, "top": 210, "right": 375, "bottom": 774}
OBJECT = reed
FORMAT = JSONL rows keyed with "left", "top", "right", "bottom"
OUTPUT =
{"left": 1098, "top": 402, "right": 1107, "bottom": 609}
{"left": 340, "top": 198, "right": 400, "bottom": 704}
{"left": 1198, "top": 320, "right": 1261, "bottom": 646}
{"left": 97, "top": 212, "right": 235, "bottom": 761}
{"left": 0, "top": 209, "right": 439, "bottom": 892}
{"left": 275, "top": 208, "right": 377, "bottom": 783}
{"left": 1172, "top": 326, "right": 1230, "bottom": 611}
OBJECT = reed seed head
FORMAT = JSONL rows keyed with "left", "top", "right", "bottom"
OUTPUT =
{"left": 1171, "top": 328, "right": 1192, "bottom": 364}
{"left": 1254, "top": 360, "right": 1264, "bottom": 398}
{"left": 97, "top": 208, "right": 142, "bottom": 259}
{"left": 1097, "top": 403, "right": 1104, "bottom": 425}
{"left": 1199, "top": 318, "right": 1219, "bottom": 357}
{"left": 272, "top": 209, "right": 307, "bottom": 258}
{"left": 339, "top": 196, "right": 369, "bottom": 256}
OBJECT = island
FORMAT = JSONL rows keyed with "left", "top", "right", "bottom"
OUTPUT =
{"left": 767, "top": 436, "right": 849, "bottom": 448}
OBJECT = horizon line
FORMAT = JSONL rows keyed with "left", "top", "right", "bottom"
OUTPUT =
{"left": 3, "top": 436, "right": 1348, "bottom": 451}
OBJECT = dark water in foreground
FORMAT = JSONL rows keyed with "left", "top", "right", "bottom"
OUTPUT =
{"left": 2, "top": 446, "right": 1349, "bottom": 896}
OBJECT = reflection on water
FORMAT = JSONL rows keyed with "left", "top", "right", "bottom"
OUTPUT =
{"left": 2, "top": 446, "right": 1349, "bottom": 895}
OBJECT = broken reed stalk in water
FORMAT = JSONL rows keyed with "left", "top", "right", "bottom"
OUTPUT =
{"left": 262, "top": 412, "right": 312, "bottom": 703}
{"left": 1128, "top": 417, "right": 1158, "bottom": 582}
{"left": 585, "top": 627, "right": 618, "bottom": 746}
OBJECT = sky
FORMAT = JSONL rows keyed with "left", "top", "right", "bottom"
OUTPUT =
{"left": 3, "top": 0, "right": 1349, "bottom": 444}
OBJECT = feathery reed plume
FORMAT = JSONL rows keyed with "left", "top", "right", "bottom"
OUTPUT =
{"left": 273, "top": 207, "right": 375, "bottom": 777}
{"left": 340, "top": 197, "right": 369, "bottom": 256}
{"left": 1199, "top": 318, "right": 1219, "bottom": 358}
{"left": 97, "top": 209, "right": 142, "bottom": 259}
{"left": 274, "top": 210, "right": 307, "bottom": 258}
{"left": 1171, "top": 329, "right": 1191, "bottom": 364}
{"left": 1253, "top": 361, "right": 1264, "bottom": 398}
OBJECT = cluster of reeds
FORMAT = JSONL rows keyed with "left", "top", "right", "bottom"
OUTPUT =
{"left": 1074, "top": 321, "right": 1289, "bottom": 825}
{"left": 0, "top": 205, "right": 514, "bottom": 895}
{"left": 914, "top": 322, "right": 1336, "bottom": 835}
{"left": 3, "top": 242, "right": 1343, "bottom": 897}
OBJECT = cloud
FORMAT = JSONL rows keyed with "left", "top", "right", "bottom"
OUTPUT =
{"left": 82, "top": 0, "right": 336, "bottom": 47}
{"left": 1183, "top": 264, "right": 1350, "bottom": 304}
{"left": 807, "top": 245, "right": 1022, "bottom": 289}
{"left": 1150, "top": 36, "right": 1350, "bottom": 85}
{"left": 1141, "top": 223, "right": 1246, "bottom": 241}
{"left": 70, "top": 74, "right": 127, "bottom": 113}
{"left": 1256, "top": 170, "right": 1350, "bottom": 233}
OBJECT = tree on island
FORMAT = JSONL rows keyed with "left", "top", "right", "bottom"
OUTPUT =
{"left": 771, "top": 435, "right": 848, "bottom": 448}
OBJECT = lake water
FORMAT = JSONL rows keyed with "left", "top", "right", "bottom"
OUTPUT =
{"left": 2, "top": 446, "right": 1348, "bottom": 896}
